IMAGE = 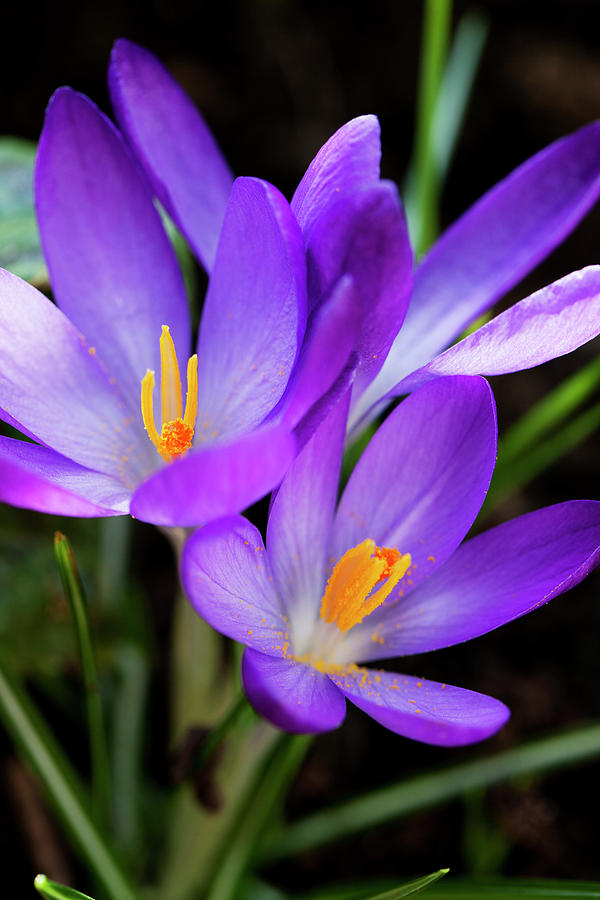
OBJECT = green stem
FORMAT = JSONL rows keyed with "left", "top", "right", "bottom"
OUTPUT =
{"left": 412, "top": 0, "right": 452, "bottom": 255}
{"left": 0, "top": 653, "right": 138, "bottom": 900}
{"left": 54, "top": 533, "right": 111, "bottom": 831}
{"left": 189, "top": 691, "right": 249, "bottom": 777}
{"left": 206, "top": 734, "right": 311, "bottom": 900}
{"left": 265, "top": 721, "right": 600, "bottom": 861}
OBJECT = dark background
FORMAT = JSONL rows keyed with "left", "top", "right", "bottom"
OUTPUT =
{"left": 1, "top": 0, "right": 599, "bottom": 895}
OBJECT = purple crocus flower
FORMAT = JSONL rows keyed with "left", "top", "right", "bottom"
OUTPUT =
{"left": 182, "top": 376, "right": 600, "bottom": 745}
{"left": 109, "top": 39, "right": 600, "bottom": 438}
{"left": 0, "top": 84, "right": 360, "bottom": 526}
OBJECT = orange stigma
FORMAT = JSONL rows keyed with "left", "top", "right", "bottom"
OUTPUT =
{"left": 320, "top": 539, "right": 411, "bottom": 633}
{"left": 141, "top": 326, "right": 198, "bottom": 462}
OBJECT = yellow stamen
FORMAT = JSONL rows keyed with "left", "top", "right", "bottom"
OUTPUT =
{"left": 320, "top": 539, "right": 411, "bottom": 633}
{"left": 140, "top": 328, "right": 198, "bottom": 461}
{"left": 160, "top": 325, "right": 182, "bottom": 423}
{"left": 184, "top": 354, "right": 198, "bottom": 427}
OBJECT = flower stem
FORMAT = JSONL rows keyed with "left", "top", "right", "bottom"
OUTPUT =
{"left": 206, "top": 733, "right": 312, "bottom": 900}
{"left": 188, "top": 690, "right": 249, "bottom": 777}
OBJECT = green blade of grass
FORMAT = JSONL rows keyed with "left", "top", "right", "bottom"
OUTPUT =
{"left": 54, "top": 533, "right": 111, "bottom": 830}
{"left": 414, "top": 876, "right": 600, "bottom": 897}
{"left": 367, "top": 869, "right": 450, "bottom": 899}
{"left": 0, "top": 653, "right": 138, "bottom": 900}
{"left": 487, "top": 399, "right": 600, "bottom": 511}
{"left": 264, "top": 721, "right": 600, "bottom": 861}
{"left": 498, "top": 356, "right": 600, "bottom": 470}
{"left": 34, "top": 874, "right": 95, "bottom": 900}
{"left": 406, "top": 0, "right": 452, "bottom": 256}
{"left": 433, "top": 12, "right": 488, "bottom": 182}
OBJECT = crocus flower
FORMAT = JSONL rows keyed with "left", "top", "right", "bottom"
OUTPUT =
{"left": 182, "top": 376, "right": 600, "bottom": 745}
{"left": 109, "top": 39, "right": 600, "bottom": 438}
{"left": 0, "top": 83, "right": 360, "bottom": 525}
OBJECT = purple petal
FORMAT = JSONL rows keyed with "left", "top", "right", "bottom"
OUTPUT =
{"left": 35, "top": 87, "right": 190, "bottom": 406}
{"left": 0, "top": 437, "right": 126, "bottom": 517}
{"left": 182, "top": 516, "right": 289, "bottom": 655}
{"left": 109, "top": 39, "right": 234, "bottom": 271}
{"left": 332, "top": 376, "right": 496, "bottom": 595}
{"left": 195, "top": 177, "right": 307, "bottom": 438}
{"left": 267, "top": 389, "right": 350, "bottom": 648}
{"left": 293, "top": 352, "right": 359, "bottom": 452}
{"left": 291, "top": 115, "right": 381, "bottom": 239}
{"left": 371, "top": 500, "right": 600, "bottom": 659}
{"left": 359, "top": 120, "right": 600, "bottom": 416}
{"left": 130, "top": 424, "right": 296, "bottom": 527}
{"left": 395, "top": 266, "right": 600, "bottom": 393}
{"left": 242, "top": 648, "right": 346, "bottom": 734}
{"left": 0, "top": 268, "right": 153, "bottom": 479}
{"left": 331, "top": 667, "right": 509, "bottom": 746}
{"left": 307, "top": 182, "right": 413, "bottom": 394}
{"left": 274, "top": 275, "right": 359, "bottom": 429}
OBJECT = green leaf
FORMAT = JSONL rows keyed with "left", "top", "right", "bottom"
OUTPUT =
{"left": 0, "top": 653, "right": 138, "bottom": 900}
{"left": 0, "top": 137, "right": 46, "bottom": 283}
{"left": 413, "top": 876, "right": 600, "bottom": 897}
{"left": 432, "top": 12, "right": 488, "bottom": 182}
{"left": 366, "top": 869, "right": 450, "bottom": 899}
{"left": 404, "top": 0, "right": 452, "bottom": 256}
{"left": 34, "top": 874, "right": 95, "bottom": 900}
{"left": 485, "top": 357, "right": 600, "bottom": 511}
{"left": 265, "top": 721, "right": 600, "bottom": 861}
{"left": 54, "top": 532, "right": 111, "bottom": 830}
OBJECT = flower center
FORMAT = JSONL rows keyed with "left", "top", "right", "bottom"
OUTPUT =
{"left": 140, "top": 326, "right": 198, "bottom": 462}
{"left": 319, "top": 539, "right": 411, "bottom": 633}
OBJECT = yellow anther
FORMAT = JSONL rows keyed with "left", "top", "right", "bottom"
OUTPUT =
{"left": 184, "top": 354, "right": 198, "bottom": 428}
{"left": 320, "top": 539, "right": 411, "bottom": 633}
{"left": 140, "top": 328, "right": 198, "bottom": 461}
{"left": 160, "top": 325, "right": 182, "bottom": 424}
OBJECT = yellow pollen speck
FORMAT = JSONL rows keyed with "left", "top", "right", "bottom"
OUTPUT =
{"left": 140, "top": 326, "right": 198, "bottom": 461}
{"left": 88, "top": 347, "right": 96, "bottom": 355}
{"left": 319, "top": 539, "right": 411, "bottom": 633}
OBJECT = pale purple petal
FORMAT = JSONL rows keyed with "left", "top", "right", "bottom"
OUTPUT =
{"left": 333, "top": 377, "right": 496, "bottom": 595}
{"left": 109, "top": 39, "right": 234, "bottom": 271}
{"left": 395, "top": 266, "right": 600, "bottom": 393}
{"left": 242, "top": 648, "right": 346, "bottom": 734}
{"left": 182, "top": 516, "right": 289, "bottom": 655}
{"left": 331, "top": 667, "right": 509, "bottom": 746}
{"left": 267, "top": 390, "right": 350, "bottom": 649}
{"left": 370, "top": 500, "right": 600, "bottom": 659}
{"left": 36, "top": 87, "right": 190, "bottom": 406}
{"left": 307, "top": 182, "right": 413, "bottom": 394}
{"left": 358, "top": 120, "right": 600, "bottom": 418}
{"left": 274, "top": 276, "right": 359, "bottom": 429}
{"left": 291, "top": 115, "right": 381, "bottom": 239}
{"left": 0, "top": 441, "right": 125, "bottom": 517}
{"left": 0, "top": 436, "right": 131, "bottom": 514}
{"left": 195, "top": 177, "right": 306, "bottom": 439}
{"left": 0, "top": 268, "right": 153, "bottom": 479}
{"left": 130, "top": 424, "right": 296, "bottom": 527}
